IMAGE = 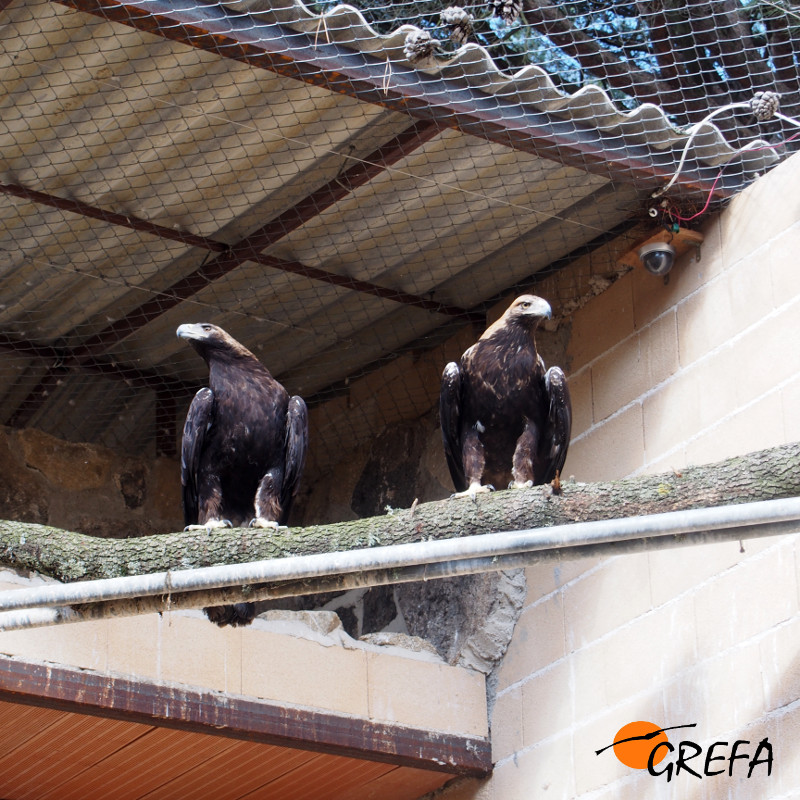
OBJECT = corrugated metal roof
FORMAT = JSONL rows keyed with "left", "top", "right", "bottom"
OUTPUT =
{"left": 0, "top": 0, "right": 790, "bottom": 460}
{"left": 223, "top": 0, "right": 777, "bottom": 171}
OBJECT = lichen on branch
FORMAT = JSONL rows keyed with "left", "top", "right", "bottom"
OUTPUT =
{"left": 1, "top": 442, "right": 800, "bottom": 585}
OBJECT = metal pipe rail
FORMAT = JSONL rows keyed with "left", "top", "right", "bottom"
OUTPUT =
{"left": 1, "top": 497, "right": 799, "bottom": 631}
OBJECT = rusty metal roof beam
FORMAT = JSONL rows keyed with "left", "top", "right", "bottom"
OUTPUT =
{"left": 60, "top": 119, "right": 457, "bottom": 360}
{"left": 54, "top": 0, "right": 742, "bottom": 199}
{"left": 0, "top": 654, "right": 492, "bottom": 777}
{"left": 0, "top": 132, "right": 461, "bottom": 340}
{"left": 0, "top": 333, "right": 192, "bottom": 397}
{"left": 1, "top": 120, "right": 464, "bottom": 434}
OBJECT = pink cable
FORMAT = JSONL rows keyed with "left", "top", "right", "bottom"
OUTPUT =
{"left": 669, "top": 131, "right": 800, "bottom": 223}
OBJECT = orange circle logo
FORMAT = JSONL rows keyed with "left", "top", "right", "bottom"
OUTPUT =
{"left": 612, "top": 721, "right": 669, "bottom": 769}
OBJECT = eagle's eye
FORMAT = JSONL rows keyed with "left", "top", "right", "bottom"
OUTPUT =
{"left": 520, "top": 301, "right": 530, "bottom": 308}
{"left": 201, "top": 324, "right": 213, "bottom": 331}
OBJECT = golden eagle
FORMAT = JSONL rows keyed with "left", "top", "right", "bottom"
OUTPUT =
{"left": 440, "top": 295, "right": 571, "bottom": 496}
{"left": 177, "top": 323, "right": 308, "bottom": 626}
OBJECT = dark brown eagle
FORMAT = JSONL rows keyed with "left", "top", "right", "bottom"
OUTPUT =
{"left": 440, "top": 294, "right": 571, "bottom": 496}
{"left": 177, "top": 323, "right": 308, "bottom": 626}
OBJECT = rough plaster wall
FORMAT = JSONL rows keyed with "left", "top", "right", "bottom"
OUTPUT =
{"left": 429, "top": 153, "right": 800, "bottom": 800}
{"left": 0, "top": 426, "right": 183, "bottom": 536}
{"left": 258, "top": 410, "right": 530, "bottom": 674}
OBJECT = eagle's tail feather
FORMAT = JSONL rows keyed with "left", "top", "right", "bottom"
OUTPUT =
{"left": 204, "top": 602, "right": 256, "bottom": 627}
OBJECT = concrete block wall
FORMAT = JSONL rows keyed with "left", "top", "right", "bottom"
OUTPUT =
{"left": 0, "top": 570, "right": 488, "bottom": 740}
{"left": 439, "top": 153, "right": 800, "bottom": 799}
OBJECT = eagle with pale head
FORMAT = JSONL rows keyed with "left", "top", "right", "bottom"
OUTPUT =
{"left": 440, "top": 295, "right": 571, "bottom": 496}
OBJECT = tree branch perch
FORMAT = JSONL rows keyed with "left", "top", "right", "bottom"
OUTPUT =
{"left": 1, "top": 442, "right": 799, "bottom": 585}
{"left": 0, "top": 442, "right": 799, "bottom": 628}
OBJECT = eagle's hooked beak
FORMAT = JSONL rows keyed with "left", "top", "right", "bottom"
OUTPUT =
{"left": 518, "top": 296, "right": 552, "bottom": 320}
{"left": 177, "top": 323, "right": 214, "bottom": 342}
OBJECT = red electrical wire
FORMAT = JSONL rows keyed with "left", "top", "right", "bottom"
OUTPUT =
{"left": 668, "top": 130, "right": 800, "bottom": 223}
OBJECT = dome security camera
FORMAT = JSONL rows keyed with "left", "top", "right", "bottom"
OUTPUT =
{"left": 637, "top": 241, "right": 676, "bottom": 276}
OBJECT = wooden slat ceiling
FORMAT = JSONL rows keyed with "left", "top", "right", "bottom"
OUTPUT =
{"left": 0, "top": 654, "right": 490, "bottom": 800}
{"left": 0, "top": 703, "right": 453, "bottom": 800}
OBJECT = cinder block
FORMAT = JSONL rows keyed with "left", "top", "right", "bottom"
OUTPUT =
{"left": 693, "top": 541, "right": 797, "bottom": 660}
{"left": 730, "top": 298, "right": 800, "bottom": 403}
{"left": 676, "top": 277, "right": 733, "bottom": 367}
{"left": 496, "top": 592, "right": 565, "bottom": 692}
{"left": 522, "top": 559, "right": 604, "bottom": 607}
{"left": 571, "top": 639, "right": 611, "bottom": 720}
{"left": 523, "top": 564, "right": 561, "bottom": 601}
{"left": 598, "top": 595, "right": 696, "bottom": 706}
{"left": 158, "top": 612, "right": 242, "bottom": 694}
{"left": 549, "top": 557, "right": 605, "bottom": 588}
{"left": 105, "top": 613, "right": 165, "bottom": 683}
{"left": 568, "top": 368, "right": 593, "bottom": 437}
{"left": 640, "top": 312, "right": 680, "bottom": 390}
{"left": 782, "top": 374, "right": 800, "bottom": 444}
{"left": 572, "top": 692, "right": 664, "bottom": 795}
{"left": 642, "top": 370, "right": 701, "bottom": 461}
{"left": 762, "top": 624, "right": 800, "bottom": 730}
{"left": 592, "top": 312, "right": 678, "bottom": 430}
{"left": 590, "top": 335, "right": 641, "bottom": 424}
{"left": 566, "top": 404, "right": 644, "bottom": 482}
{"left": 770, "top": 703, "right": 800, "bottom": 797}
{"left": 720, "top": 151, "right": 800, "bottom": 263}
{"left": 768, "top": 223, "right": 800, "bottom": 306}
{"left": 648, "top": 539, "right": 748, "bottom": 607}
{"left": 567, "top": 274, "right": 635, "bottom": 372}
{"left": 676, "top": 254, "right": 774, "bottom": 367}
{"left": 686, "top": 391, "right": 785, "bottom": 466}
{"left": 564, "top": 553, "right": 651, "bottom": 651}
{"left": 692, "top": 345, "right": 741, "bottom": 431}
{"left": 717, "top": 715, "right": 777, "bottom": 800}
{"left": 0, "top": 619, "right": 108, "bottom": 673}
{"left": 366, "top": 652, "right": 487, "bottom": 737}
{"left": 490, "top": 733, "right": 575, "bottom": 799}
{"left": 241, "top": 629, "right": 370, "bottom": 718}
{"left": 521, "top": 659, "right": 572, "bottom": 746}
{"left": 491, "top": 685, "right": 524, "bottom": 762}
{"left": 662, "top": 652, "right": 769, "bottom": 781}
{"left": 642, "top": 447, "right": 688, "bottom": 477}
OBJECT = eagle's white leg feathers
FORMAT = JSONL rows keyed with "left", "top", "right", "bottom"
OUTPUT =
{"left": 184, "top": 518, "right": 233, "bottom": 531}
{"left": 451, "top": 482, "right": 495, "bottom": 500}
{"left": 249, "top": 517, "right": 285, "bottom": 530}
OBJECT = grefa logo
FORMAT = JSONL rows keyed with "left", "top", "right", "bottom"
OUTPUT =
{"left": 596, "top": 721, "right": 773, "bottom": 782}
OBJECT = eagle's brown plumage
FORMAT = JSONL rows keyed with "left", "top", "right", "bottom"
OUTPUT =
{"left": 440, "top": 295, "right": 571, "bottom": 495}
{"left": 177, "top": 323, "right": 308, "bottom": 626}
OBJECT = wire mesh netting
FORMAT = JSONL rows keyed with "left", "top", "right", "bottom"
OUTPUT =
{"left": 1, "top": 0, "right": 799, "bottom": 482}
